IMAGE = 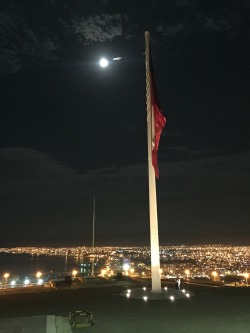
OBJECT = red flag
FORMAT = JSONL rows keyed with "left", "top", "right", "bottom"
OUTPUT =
{"left": 150, "top": 53, "right": 166, "bottom": 178}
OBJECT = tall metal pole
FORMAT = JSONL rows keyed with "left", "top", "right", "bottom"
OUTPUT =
{"left": 91, "top": 196, "right": 95, "bottom": 276}
{"left": 145, "top": 31, "right": 162, "bottom": 292}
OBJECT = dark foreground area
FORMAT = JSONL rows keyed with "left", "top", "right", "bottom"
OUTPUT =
{"left": 0, "top": 279, "right": 250, "bottom": 333}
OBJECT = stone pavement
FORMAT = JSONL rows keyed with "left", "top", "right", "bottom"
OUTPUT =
{"left": 0, "top": 315, "right": 72, "bottom": 333}
{"left": 1, "top": 280, "right": 250, "bottom": 333}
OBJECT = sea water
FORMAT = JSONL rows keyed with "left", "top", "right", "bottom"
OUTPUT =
{"left": 0, "top": 252, "right": 84, "bottom": 280}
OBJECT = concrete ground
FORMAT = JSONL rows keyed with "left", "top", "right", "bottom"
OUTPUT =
{"left": 0, "top": 315, "right": 71, "bottom": 333}
{"left": 0, "top": 278, "right": 250, "bottom": 333}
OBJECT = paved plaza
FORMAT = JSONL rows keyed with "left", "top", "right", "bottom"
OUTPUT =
{"left": 0, "top": 279, "right": 250, "bottom": 333}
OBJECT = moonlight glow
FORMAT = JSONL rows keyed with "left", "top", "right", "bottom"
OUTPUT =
{"left": 99, "top": 58, "right": 109, "bottom": 68}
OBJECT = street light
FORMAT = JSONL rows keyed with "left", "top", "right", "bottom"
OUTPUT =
{"left": 3, "top": 273, "right": 9, "bottom": 286}
{"left": 212, "top": 271, "right": 218, "bottom": 281}
{"left": 123, "top": 263, "right": 129, "bottom": 276}
{"left": 24, "top": 278, "right": 30, "bottom": 285}
{"left": 72, "top": 270, "right": 78, "bottom": 279}
{"left": 243, "top": 273, "right": 249, "bottom": 287}
{"left": 36, "top": 271, "right": 43, "bottom": 285}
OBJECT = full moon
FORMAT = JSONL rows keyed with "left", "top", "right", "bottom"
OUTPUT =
{"left": 99, "top": 58, "right": 109, "bottom": 68}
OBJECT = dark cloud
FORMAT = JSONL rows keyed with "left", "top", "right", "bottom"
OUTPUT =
{"left": 156, "top": 23, "right": 186, "bottom": 37}
{"left": 199, "top": 16, "right": 232, "bottom": 32}
{"left": 71, "top": 14, "right": 123, "bottom": 44}
{"left": 0, "top": 2, "right": 60, "bottom": 73}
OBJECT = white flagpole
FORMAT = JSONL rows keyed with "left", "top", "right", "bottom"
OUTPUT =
{"left": 91, "top": 196, "right": 95, "bottom": 276}
{"left": 145, "top": 31, "right": 162, "bottom": 292}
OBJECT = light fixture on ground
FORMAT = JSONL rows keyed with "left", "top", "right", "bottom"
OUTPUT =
{"left": 121, "top": 287, "right": 193, "bottom": 300}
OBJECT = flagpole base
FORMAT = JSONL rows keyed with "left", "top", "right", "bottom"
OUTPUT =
{"left": 120, "top": 287, "right": 194, "bottom": 300}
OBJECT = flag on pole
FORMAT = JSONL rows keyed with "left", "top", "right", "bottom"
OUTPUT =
{"left": 149, "top": 51, "right": 166, "bottom": 178}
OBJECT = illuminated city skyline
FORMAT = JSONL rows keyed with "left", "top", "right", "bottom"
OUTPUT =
{"left": 1, "top": 244, "right": 249, "bottom": 279}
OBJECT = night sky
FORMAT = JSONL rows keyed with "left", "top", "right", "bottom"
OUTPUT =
{"left": 1, "top": 0, "right": 250, "bottom": 247}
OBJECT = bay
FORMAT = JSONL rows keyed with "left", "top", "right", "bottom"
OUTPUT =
{"left": 0, "top": 253, "right": 86, "bottom": 279}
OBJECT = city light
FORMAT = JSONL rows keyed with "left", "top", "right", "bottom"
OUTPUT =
{"left": 38, "top": 279, "right": 43, "bottom": 285}
{"left": 123, "top": 263, "right": 130, "bottom": 271}
{"left": 185, "top": 269, "right": 190, "bottom": 279}
{"left": 211, "top": 271, "right": 218, "bottom": 281}
{"left": 24, "top": 278, "right": 30, "bottom": 285}
{"left": 243, "top": 273, "right": 249, "bottom": 287}
{"left": 0, "top": 244, "right": 250, "bottom": 290}
{"left": 72, "top": 270, "right": 78, "bottom": 278}
{"left": 3, "top": 273, "right": 9, "bottom": 284}
{"left": 36, "top": 271, "right": 42, "bottom": 279}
